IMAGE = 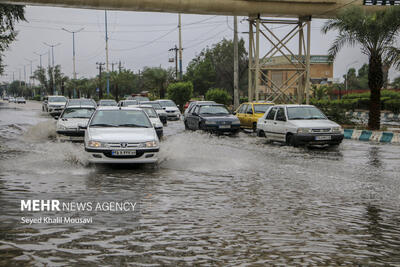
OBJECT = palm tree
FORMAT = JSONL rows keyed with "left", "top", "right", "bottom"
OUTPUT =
{"left": 322, "top": 6, "right": 400, "bottom": 130}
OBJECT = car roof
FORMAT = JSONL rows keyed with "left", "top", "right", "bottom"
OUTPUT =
{"left": 65, "top": 105, "right": 95, "bottom": 109}
{"left": 99, "top": 99, "right": 116, "bottom": 102}
{"left": 96, "top": 106, "right": 143, "bottom": 111}
{"left": 275, "top": 104, "right": 315, "bottom": 107}
{"left": 196, "top": 103, "right": 224, "bottom": 106}
{"left": 243, "top": 101, "right": 274, "bottom": 105}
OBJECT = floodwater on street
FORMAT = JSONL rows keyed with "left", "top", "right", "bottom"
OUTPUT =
{"left": 1, "top": 100, "right": 400, "bottom": 266}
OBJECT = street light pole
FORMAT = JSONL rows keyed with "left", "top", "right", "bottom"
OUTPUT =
{"left": 62, "top": 27, "right": 84, "bottom": 98}
{"left": 34, "top": 51, "right": 48, "bottom": 69}
{"left": 105, "top": 10, "right": 110, "bottom": 96}
{"left": 43, "top": 42, "right": 61, "bottom": 95}
{"left": 178, "top": 14, "right": 183, "bottom": 80}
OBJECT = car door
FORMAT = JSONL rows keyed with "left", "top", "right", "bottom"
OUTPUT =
{"left": 244, "top": 104, "right": 254, "bottom": 128}
{"left": 263, "top": 107, "right": 278, "bottom": 140}
{"left": 274, "top": 107, "right": 288, "bottom": 142}
{"left": 187, "top": 105, "right": 199, "bottom": 129}
{"left": 236, "top": 104, "right": 247, "bottom": 127}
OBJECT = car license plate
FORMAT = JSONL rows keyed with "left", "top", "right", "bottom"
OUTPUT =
{"left": 112, "top": 150, "right": 136, "bottom": 156}
{"left": 69, "top": 136, "right": 82, "bottom": 141}
{"left": 219, "top": 125, "right": 231, "bottom": 129}
{"left": 315, "top": 135, "right": 331, "bottom": 141}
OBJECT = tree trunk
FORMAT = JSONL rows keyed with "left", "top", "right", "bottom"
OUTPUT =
{"left": 368, "top": 52, "right": 383, "bottom": 130}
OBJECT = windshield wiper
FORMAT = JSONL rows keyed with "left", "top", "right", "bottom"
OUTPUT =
{"left": 309, "top": 117, "right": 326, "bottom": 120}
{"left": 289, "top": 117, "right": 307, "bottom": 120}
{"left": 90, "top": 123, "right": 117, "bottom": 127}
{"left": 118, "top": 123, "right": 149, "bottom": 128}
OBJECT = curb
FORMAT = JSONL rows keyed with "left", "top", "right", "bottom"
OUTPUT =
{"left": 344, "top": 129, "right": 400, "bottom": 143}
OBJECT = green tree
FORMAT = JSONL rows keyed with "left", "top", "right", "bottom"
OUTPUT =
{"left": 0, "top": 4, "right": 25, "bottom": 74}
{"left": 167, "top": 82, "right": 193, "bottom": 112}
{"left": 205, "top": 88, "right": 232, "bottom": 106}
{"left": 185, "top": 38, "right": 248, "bottom": 98}
{"left": 392, "top": 76, "right": 400, "bottom": 89}
{"left": 322, "top": 6, "right": 400, "bottom": 130}
{"left": 141, "top": 67, "right": 174, "bottom": 98}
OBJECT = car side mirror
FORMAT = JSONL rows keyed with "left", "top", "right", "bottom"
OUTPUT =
{"left": 162, "top": 107, "right": 166, "bottom": 110}
{"left": 78, "top": 124, "right": 87, "bottom": 130}
{"left": 177, "top": 104, "right": 180, "bottom": 108}
{"left": 54, "top": 116, "right": 59, "bottom": 120}
{"left": 192, "top": 112, "right": 198, "bottom": 116}
{"left": 233, "top": 112, "right": 236, "bottom": 115}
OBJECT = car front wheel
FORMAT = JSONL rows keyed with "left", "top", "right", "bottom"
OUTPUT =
{"left": 286, "top": 134, "right": 298, "bottom": 147}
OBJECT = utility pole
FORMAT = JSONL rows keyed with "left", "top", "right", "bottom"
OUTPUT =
{"left": 169, "top": 46, "right": 179, "bottom": 80}
{"left": 25, "top": 58, "right": 36, "bottom": 93}
{"left": 44, "top": 42, "right": 61, "bottom": 95}
{"left": 62, "top": 27, "right": 84, "bottom": 98}
{"left": 178, "top": 14, "right": 183, "bottom": 80}
{"left": 105, "top": 10, "right": 110, "bottom": 95}
{"left": 96, "top": 62, "right": 105, "bottom": 99}
{"left": 233, "top": 16, "right": 239, "bottom": 109}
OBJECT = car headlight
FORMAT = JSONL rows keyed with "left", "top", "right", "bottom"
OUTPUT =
{"left": 205, "top": 121, "right": 217, "bottom": 125}
{"left": 332, "top": 127, "right": 342, "bottom": 133}
{"left": 88, "top": 140, "right": 107, "bottom": 148}
{"left": 145, "top": 140, "right": 158, "bottom": 148}
{"left": 297, "top": 128, "right": 311, "bottom": 134}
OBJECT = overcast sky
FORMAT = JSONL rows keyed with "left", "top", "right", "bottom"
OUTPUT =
{"left": 1, "top": 6, "right": 399, "bottom": 84}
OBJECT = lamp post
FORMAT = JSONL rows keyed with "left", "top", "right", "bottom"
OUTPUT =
{"left": 43, "top": 42, "right": 61, "bottom": 95}
{"left": 62, "top": 27, "right": 84, "bottom": 98}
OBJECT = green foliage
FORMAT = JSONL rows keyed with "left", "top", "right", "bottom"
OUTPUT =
{"left": 32, "top": 95, "right": 41, "bottom": 101}
{"left": 322, "top": 6, "right": 400, "bottom": 129}
{"left": 205, "top": 88, "right": 232, "bottom": 106}
{"left": 0, "top": 4, "right": 25, "bottom": 74}
{"left": 240, "top": 97, "right": 248, "bottom": 104}
{"left": 184, "top": 38, "right": 248, "bottom": 97}
{"left": 167, "top": 82, "right": 193, "bottom": 112}
{"left": 142, "top": 67, "right": 175, "bottom": 99}
{"left": 392, "top": 76, "right": 400, "bottom": 89}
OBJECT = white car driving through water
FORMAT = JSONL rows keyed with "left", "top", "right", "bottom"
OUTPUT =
{"left": 84, "top": 106, "right": 160, "bottom": 164}
{"left": 257, "top": 104, "right": 344, "bottom": 147}
{"left": 156, "top": 99, "right": 181, "bottom": 120}
{"left": 129, "top": 105, "right": 164, "bottom": 139}
{"left": 56, "top": 105, "right": 96, "bottom": 142}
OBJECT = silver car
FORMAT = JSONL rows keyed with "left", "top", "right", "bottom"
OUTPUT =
{"left": 84, "top": 106, "right": 160, "bottom": 164}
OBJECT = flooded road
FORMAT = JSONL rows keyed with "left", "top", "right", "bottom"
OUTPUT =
{"left": 1, "top": 100, "right": 400, "bottom": 266}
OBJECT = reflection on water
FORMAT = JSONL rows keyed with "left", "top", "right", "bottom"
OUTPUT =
{"left": 1, "top": 103, "right": 400, "bottom": 265}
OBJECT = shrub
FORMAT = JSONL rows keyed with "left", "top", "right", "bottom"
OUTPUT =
{"left": 205, "top": 88, "right": 232, "bottom": 106}
{"left": 32, "top": 95, "right": 41, "bottom": 101}
{"left": 167, "top": 82, "right": 193, "bottom": 112}
{"left": 384, "top": 99, "right": 400, "bottom": 114}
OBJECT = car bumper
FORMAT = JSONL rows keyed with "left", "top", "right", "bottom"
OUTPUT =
{"left": 48, "top": 108, "right": 64, "bottom": 115}
{"left": 56, "top": 130, "right": 85, "bottom": 142}
{"left": 294, "top": 133, "right": 344, "bottom": 145}
{"left": 204, "top": 124, "right": 241, "bottom": 133}
{"left": 85, "top": 148, "right": 159, "bottom": 163}
{"left": 166, "top": 113, "right": 180, "bottom": 120}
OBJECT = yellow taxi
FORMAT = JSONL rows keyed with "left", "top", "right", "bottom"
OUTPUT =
{"left": 234, "top": 101, "right": 274, "bottom": 131}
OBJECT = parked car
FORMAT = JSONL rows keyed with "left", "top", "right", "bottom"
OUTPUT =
{"left": 256, "top": 104, "right": 344, "bottom": 147}
{"left": 184, "top": 101, "right": 216, "bottom": 120}
{"left": 98, "top": 99, "right": 117, "bottom": 106}
{"left": 184, "top": 103, "right": 241, "bottom": 134}
{"left": 118, "top": 100, "right": 139, "bottom": 107}
{"left": 140, "top": 101, "right": 168, "bottom": 125}
{"left": 130, "top": 105, "right": 163, "bottom": 139}
{"left": 3, "top": 96, "right": 9, "bottom": 101}
{"left": 157, "top": 99, "right": 181, "bottom": 120}
{"left": 132, "top": 96, "right": 150, "bottom": 102}
{"left": 8, "top": 97, "right": 15, "bottom": 103}
{"left": 235, "top": 101, "right": 274, "bottom": 131}
{"left": 56, "top": 105, "right": 96, "bottom": 142}
{"left": 16, "top": 97, "right": 26, "bottom": 104}
{"left": 66, "top": 98, "right": 97, "bottom": 108}
{"left": 43, "top": 95, "right": 68, "bottom": 116}
{"left": 84, "top": 107, "right": 160, "bottom": 164}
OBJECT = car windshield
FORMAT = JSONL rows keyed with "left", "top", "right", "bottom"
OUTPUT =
{"left": 199, "top": 105, "right": 229, "bottom": 115}
{"left": 62, "top": 108, "right": 95, "bottom": 119}
{"left": 67, "top": 99, "right": 95, "bottom": 106}
{"left": 287, "top": 106, "right": 327, "bottom": 120}
{"left": 140, "top": 107, "right": 158, "bottom": 118}
{"left": 123, "top": 100, "right": 138, "bottom": 105}
{"left": 254, "top": 104, "right": 274, "bottom": 113}
{"left": 159, "top": 100, "right": 176, "bottom": 107}
{"left": 133, "top": 96, "right": 150, "bottom": 101}
{"left": 99, "top": 100, "right": 117, "bottom": 106}
{"left": 90, "top": 110, "right": 152, "bottom": 128}
{"left": 49, "top": 96, "right": 67, "bottom": 102}
{"left": 150, "top": 103, "right": 163, "bottom": 110}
